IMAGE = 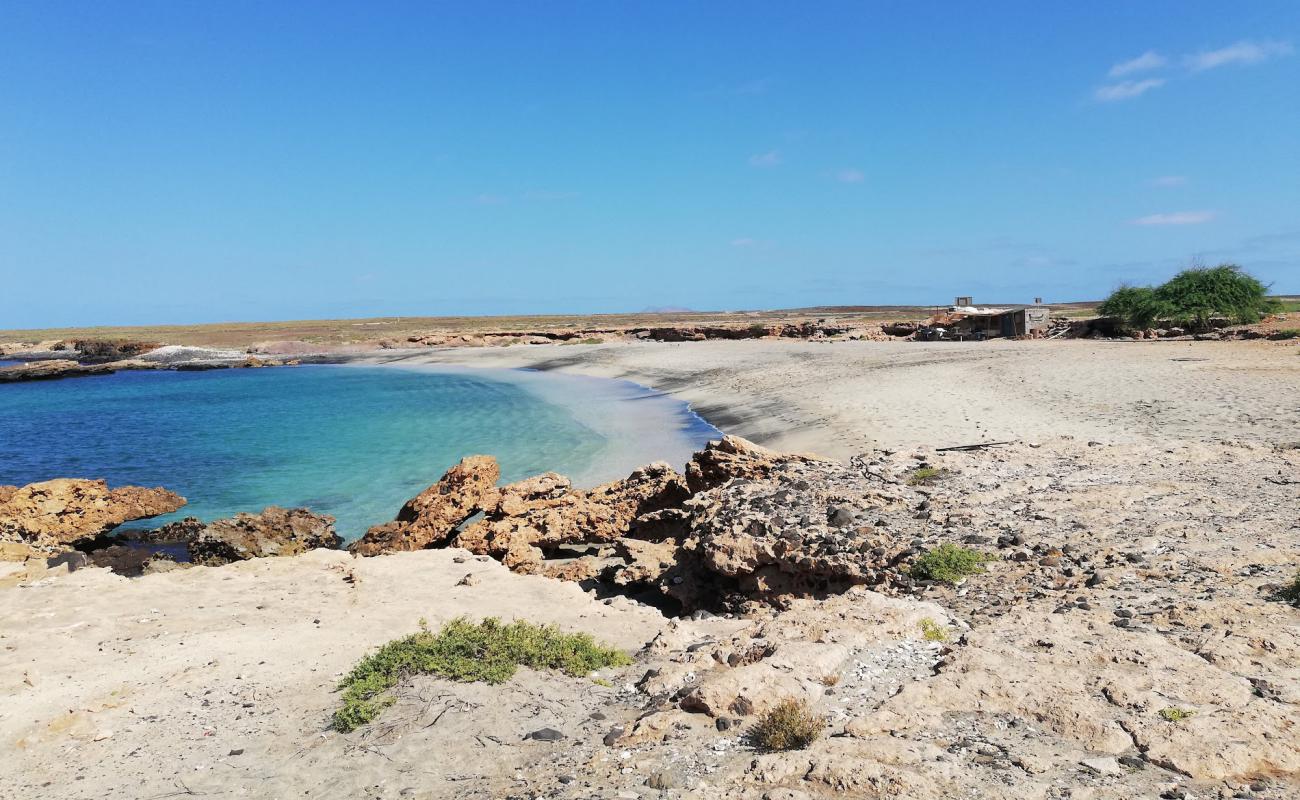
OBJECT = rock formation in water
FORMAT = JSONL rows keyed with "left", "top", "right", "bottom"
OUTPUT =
{"left": 0, "top": 479, "right": 186, "bottom": 559}
{"left": 348, "top": 455, "right": 501, "bottom": 556}
{"left": 188, "top": 507, "right": 341, "bottom": 565}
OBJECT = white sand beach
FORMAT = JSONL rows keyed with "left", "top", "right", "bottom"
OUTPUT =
{"left": 372, "top": 338, "right": 1300, "bottom": 458}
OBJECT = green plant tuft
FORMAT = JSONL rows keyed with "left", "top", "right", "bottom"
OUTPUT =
{"left": 333, "top": 617, "right": 632, "bottom": 732}
{"left": 907, "top": 466, "right": 947, "bottom": 486}
{"left": 750, "top": 699, "right": 823, "bottom": 751}
{"left": 910, "top": 543, "right": 996, "bottom": 584}
{"left": 919, "top": 618, "right": 949, "bottom": 642}
{"left": 1272, "top": 329, "right": 1300, "bottom": 340}
{"left": 1158, "top": 707, "right": 1195, "bottom": 723}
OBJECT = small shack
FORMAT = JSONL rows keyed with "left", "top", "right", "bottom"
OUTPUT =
{"left": 923, "top": 303, "right": 1052, "bottom": 340}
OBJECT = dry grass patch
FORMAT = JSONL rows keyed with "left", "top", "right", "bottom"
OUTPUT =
{"left": 750, "top": 699, "right": 823, "bottom": 751}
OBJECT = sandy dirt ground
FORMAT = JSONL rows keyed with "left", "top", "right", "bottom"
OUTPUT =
{"left": 0, "top": 549, "right": 666, "bottom": 799}
{"left": 372, "top": 338, "right": 1300, "bottom": 458}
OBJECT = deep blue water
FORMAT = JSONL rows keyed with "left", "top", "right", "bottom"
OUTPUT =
{"left": 0, "top": 364, "right": 717, "bottom": 540}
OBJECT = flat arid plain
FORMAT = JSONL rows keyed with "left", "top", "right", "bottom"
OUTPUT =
{"left": 3, "top": 316, "right": 1299, "bottom": 800}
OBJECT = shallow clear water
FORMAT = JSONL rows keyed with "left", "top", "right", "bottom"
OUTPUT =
{"left": 0, "top": 364, "right": 718, "bottom": 540}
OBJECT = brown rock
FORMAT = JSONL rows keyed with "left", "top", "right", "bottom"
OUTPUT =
{"left": 349, "top": 456, "right": 501, "bottom": 556}
{"left": 189, "top": 507, "right": 340, "bottom": 566}
{"left": 0, "top": 479, "right": 186, "bottom": 556}
{"left": 452, "top": 462, "right": 689, "bottom": 563}
{"left": 685, "top": 435, "right": 819, "bottom": 493}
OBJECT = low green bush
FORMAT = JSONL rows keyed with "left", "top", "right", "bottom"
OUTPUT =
{"left": 910, "top": 543, "right": 995, "bottom": 584}
{"left": 333, "top": 617, "right": 631, "bottom": 732}
{"left": 907, "top": 466, "right": 947, "bottom": 486}
{"left": 1158, "top": 707, "right": 1195, "bottom": 723}
{"left": 919, "top": 618, "right": 949, "bottom": 642}
{"left": 750, "top": 699, "right": 822, "bottom": 750}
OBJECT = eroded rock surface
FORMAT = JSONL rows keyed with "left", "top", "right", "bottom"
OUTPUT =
{"left": 189, "top": 506, "right": 341, "bottom": 566}
{"left": 349, "top": 455, "right": 501, "bottom": 556}
{"left": 0, "top": 479, "right": 185, "bottom": 557}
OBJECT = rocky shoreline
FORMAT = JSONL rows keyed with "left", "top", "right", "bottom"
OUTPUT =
{"left": 3, "top": 432, "right": 1298, "bottom": 798}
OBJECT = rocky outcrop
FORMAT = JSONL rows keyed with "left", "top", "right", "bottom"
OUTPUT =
{"left": 348, "top": 436, "right": 903, "bottom": 610}
{"left": 349, "top": 456, "right": 501, "bottom": 556}
{"left": 453, "top": 462, "right": 691, "bottom": 573}
{"left": 0, "top": 479, "right": 186, "bottom": 557}
{"left": 0, "top": 360, "right": 116, "bottom": 382}
{"left": 683, "top": 434, "right": 817, "bottom": 492}
{"left": 189, "top": 507, "right": 341, "bottom": 566}
{"left": 67, "top": 338, "right": 163, "bottom": 363}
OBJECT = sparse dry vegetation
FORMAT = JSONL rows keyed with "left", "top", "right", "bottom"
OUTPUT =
{"left": 750, "top": 699, "right": 823, "bottom": 751}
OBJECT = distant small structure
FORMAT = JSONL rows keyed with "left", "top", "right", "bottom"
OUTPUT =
{"left": 922, "top": 300, "right": 1052, "bottom": 341}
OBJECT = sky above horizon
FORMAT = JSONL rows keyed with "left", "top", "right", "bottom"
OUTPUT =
{"left": 1, "top": 1, "right": 1298, "bottom": 328}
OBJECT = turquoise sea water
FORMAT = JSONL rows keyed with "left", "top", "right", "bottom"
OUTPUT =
{"left": 0, "top": 364, "right": 717, "bottom": 540}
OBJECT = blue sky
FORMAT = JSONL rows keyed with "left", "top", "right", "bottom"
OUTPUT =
{"left": 1, "top": 1, "right": 1297, "bottom": 327}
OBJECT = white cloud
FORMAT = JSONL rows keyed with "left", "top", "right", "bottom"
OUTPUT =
{"left": 1109, "top": 51, "right": 1167, "bottom": 77}
{"left": 1185, "top": 39, "right": 1293, "bottom": 71}
{"left": 748, "top": 150, "right": 781, "bottom": 168}
{"left": 1132, "top": 210, "right": 1215, "bottom": 226}
{"left": 1094, "top": 78, "right": 1166, "bottom": 102}
{"left": 835, "top": 168, "right": 865, "bottom": 183}
{"left": 1150, "top": 175, "right": 1188, "bottom": 187}
{"left": 731, "top": 238, "right": 756, "bottom": 247}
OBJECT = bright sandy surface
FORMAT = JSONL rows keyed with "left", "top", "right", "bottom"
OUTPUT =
{"left": 1, "top": 549, "right": 666, "bottom": 799}
{"left": 373, "top": 338, "right": 1300, "bottom": 458}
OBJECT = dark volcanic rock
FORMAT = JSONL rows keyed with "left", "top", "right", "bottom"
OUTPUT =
{"left": 0, "top": 360, "right": 115, "bottom": 383}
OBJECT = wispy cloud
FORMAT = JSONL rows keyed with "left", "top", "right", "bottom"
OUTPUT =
{"left": 1149, "top": 175, "right": 1188, "bottom": 187}
{"left": 1092, "top": 40, "right": 1292, "bottom": 104}
{"left": 471, "top": 193, "right": 507, "bottom": 206}
{"left": 748, "top": 150, "right": 781, "bottom": 168}
{"left": 731, "top": 238, "right": 756, "bottom": 247}
{"left": 1185, "top": 39, "right": 1293, "bottom": 71}
{"left": 1094, "top": 78, "right": 1166, "bottom": 102}
{"left": 835, "top": 168, "right": 865, "bottom": 183}
{"left": 1132, "top": 210, "right": 1215, "bottom": 226}
{"left": 1108, "top": 50, "right": 1167, "bottom": 77}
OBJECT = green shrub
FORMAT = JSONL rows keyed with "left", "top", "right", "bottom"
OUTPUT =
{"left": 1273, "top": 329, "right": 1300, "bottom": 340}
{"left": 1100, "top": 265, "right": 1280, "bottom": 332}
{"left": 1158, "top": 707, "right": 1195, "bottom": 723}
{"left": 907, "top": 466, "right": 947, "bottom": 486}
{"left": 333, "top": 617, "right": 632, "bottom": 732}
{"left": 1098, "top": 285, "right": 1165, "bottom": 330}
{"left": 910, "top": 543, "right": 995, "bottom": 584}
{"left": 919, "top": 618, "right": 949, "bottom": 642}
{"left": 751, "top": 699, "right": 822, "bottom": 750}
